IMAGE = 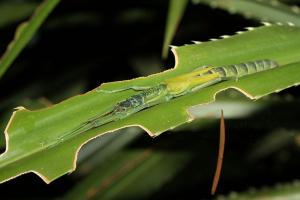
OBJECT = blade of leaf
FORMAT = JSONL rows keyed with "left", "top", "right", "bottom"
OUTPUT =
{"left": 0, "top": 0, "right": 60, "bottom": 79}
{"left": 162, "top": 0, "right": 188, "bottom": 58}
{"left": 1, "top": 25, "right": 300, "bottom": 184}
{"left": 192, "top": 0, "right": 300, "bottom": 25}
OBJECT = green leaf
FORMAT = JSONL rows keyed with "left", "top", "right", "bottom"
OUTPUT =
{"left": 162, "top": 0, "right": 188, "bottom": 58}
{"left": 193, "top": 0, "right": 300, "bottom": 25}
{"left": 1, "top": 24, "right": 300, "bottom": 184}
{"left": 0, "top": 0, "right": 60, "bottom": 79}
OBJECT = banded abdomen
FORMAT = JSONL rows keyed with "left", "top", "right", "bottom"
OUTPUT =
{"left": 209, "top": 59, "right": 278, "bottom": 79}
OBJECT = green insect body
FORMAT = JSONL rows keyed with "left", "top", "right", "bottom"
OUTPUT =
{"left": 59, "top": 59, "right": 278, "bottom": 142}
{"left": 61, "top": 84, "right": 170, "bottom": 139}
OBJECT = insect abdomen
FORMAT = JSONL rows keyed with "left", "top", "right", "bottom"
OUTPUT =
{"left": 211, "top": 59, "right": 278, "bottom": 78}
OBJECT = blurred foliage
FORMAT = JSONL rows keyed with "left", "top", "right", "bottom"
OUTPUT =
{"left": 162, "top": 0, "right": 188, "bottom": 58}
{"left": 0, "top": 0, "right": 300, "bottom": 199}
{"left": 0, "top": 0, "right": 60, "bottom": 78}
{"left": 192, "top": 0, "right": 300, "bottom": 25}
{"left": 215, "top": 180, "right": 300, "bottom": 200}
{"left": 0, "top": 1, "right": 37, "bottom": 28}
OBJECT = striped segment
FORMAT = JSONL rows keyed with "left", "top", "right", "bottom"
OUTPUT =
{"left": 210, "top": 59, "right": 278, "bottom": 79}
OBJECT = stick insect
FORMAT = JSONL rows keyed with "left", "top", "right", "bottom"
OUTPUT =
{"left": 65, "top": 59, "right": 278, "bottom": 139}
{"left": 60, "top": 59, "right": 278, "bottom": 192}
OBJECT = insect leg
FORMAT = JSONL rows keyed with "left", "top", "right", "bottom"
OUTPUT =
{"left": 71, "top": 114, "right": 116, "bottom": 135}
{"left": 97, "top": 86, "right": 152, "bottom": 93}
{"left": 56, "top": 121, "right": 96, "bottom": 143}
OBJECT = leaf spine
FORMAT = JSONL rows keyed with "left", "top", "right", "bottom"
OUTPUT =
{"left": 220, "top": 35, "right": 230, "bottom": 39}
{"left": 245, "top": 27, "right": 255, "bottom": 31}
{"left": 262, "top": 21, "right": 272, "bottom": 26}
{"left": 191, "top": 40, "right": 202, "bottom": 44}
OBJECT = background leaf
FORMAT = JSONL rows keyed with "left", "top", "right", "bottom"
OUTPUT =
{"left": 162, "top": 0, "right": 188, "bottom": 58}
{"left": 0, "top": 0, "right": 60, "bottom": 79}
{"left": 192, "top": 0, "right": 300, "bottom": 25}
{"left": 0, "top": 2, "right": 38, "bottom": 28}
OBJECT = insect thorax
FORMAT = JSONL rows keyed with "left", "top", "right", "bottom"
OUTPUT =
{"left": 112, "top": 84, "right": 166, "bottom": 116}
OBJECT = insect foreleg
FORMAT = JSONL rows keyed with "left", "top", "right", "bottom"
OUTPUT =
{"left": 68, "top": 114, "right": 116, "bottom": 137}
